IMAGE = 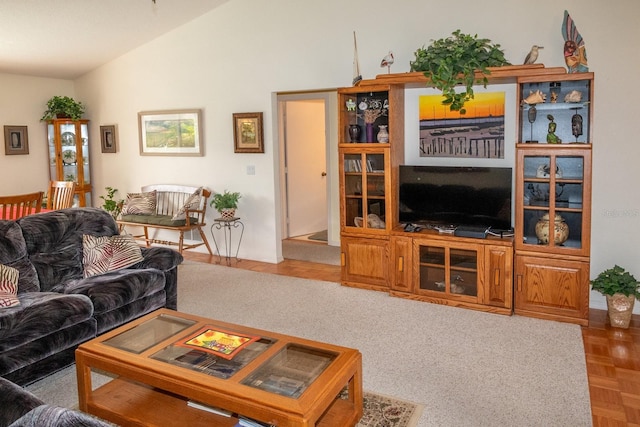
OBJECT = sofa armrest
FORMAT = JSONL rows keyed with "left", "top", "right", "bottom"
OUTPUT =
{"left": 0, "top": 376, "right": 43, "bottom": 426}
{"left": 136, "top": 247, "right": 183, "bottom": 272}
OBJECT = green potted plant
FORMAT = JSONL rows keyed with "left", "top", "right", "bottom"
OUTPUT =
{"left": 41, "top": 95, "right": 86, "bottom": 121}
{"left": 409, "top": 30, "right": 510, "bottom": 114}
{"left": 591, "top": 265, "right": 640, "bottom": 328}
{"left": 210, "top": 190, "right": 241, "bottom": 219}
{"left": 100, "top": 187, "right": 124, "bottom": 219}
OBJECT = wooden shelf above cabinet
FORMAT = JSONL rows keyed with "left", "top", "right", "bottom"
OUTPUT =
{"left": 357, "top": 64, "right": 569, "bottom": 88}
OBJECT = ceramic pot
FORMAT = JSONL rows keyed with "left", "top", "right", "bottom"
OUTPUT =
{"left": 535, "top": 213, "right": 569, "bottom": 245}
{"left": 377, "top": 125, "right": 389, "bottom": 143}
{"left": 606, "top": 293, "right": 635, "bottom": 328}
{"left": 348, "top": 124, "right": 361, "bottom": 143}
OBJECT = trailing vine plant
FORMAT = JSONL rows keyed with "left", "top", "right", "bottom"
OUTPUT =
{"left": 410, "top": 30, "right": 510, "bottom": 114}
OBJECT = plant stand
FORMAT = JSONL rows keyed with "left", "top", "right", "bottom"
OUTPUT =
{"left": 606, "top": 293, "right": 635, "bottom": 328}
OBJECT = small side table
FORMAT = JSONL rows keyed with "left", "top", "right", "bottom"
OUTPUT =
{"left": 210, "top": 217, "right": 244, "bottom": 265}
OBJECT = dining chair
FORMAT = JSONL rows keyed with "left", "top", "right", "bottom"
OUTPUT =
{"left": 0, "top": 191, "right": 44, "bottom": 220}
{"left": 46, "top": 181, "right": 77, "bottom": 210}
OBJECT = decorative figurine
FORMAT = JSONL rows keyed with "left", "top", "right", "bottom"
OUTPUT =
{"left": 380, "top": 51, "right": 394, "bottom": 74}
{"left": 571, "top": 108, "right": 583, "bottom": 141}
{"left": 546, "top": 114, "right": 562, "bottom": 144}
{"left": 345, "top": 98, "right": 356, "bottom": 111}
{"left": 550, "top": 91, "right": 558, "bottom": 103}
{"left": 562, "top": 10, "right": 588, "bottom": 73}
{"left": 527, "top": 105, "right": 538, "bottom": 143}
{"left": 523, "top": 45, "right": 544, "bottom": 65}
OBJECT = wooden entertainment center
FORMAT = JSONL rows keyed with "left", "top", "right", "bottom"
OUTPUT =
{"left": 338, "top": 65, "right": 593, "bottom": 326}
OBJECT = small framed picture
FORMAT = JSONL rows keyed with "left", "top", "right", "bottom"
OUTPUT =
{"left": 233, "top": 112, "right": 264, "bottom": 153}
{"left": 138, "top": 109, "right": 203, "bottom": 156}
{"left": 100, "top": 125, "right": 117, "bottom": 153}
{"left": 3, "top": 126, "right": 29, "bottom": 155}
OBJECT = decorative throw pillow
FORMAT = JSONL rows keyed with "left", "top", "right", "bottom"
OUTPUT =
{"left": 83, "top": 234, "right": 144, "bottom": 278}
{"left": 171, "top": 187, "right": 203, "bottom": 221}
{"left": 0, "top": 264, "right": 20, "bottom": 308}
{"left": 120, "top": 190, "right": 157, "bottom": 215}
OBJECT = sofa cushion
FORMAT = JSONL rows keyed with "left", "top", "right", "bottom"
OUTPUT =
{"left": 121, "top": 190, "right": 157, "bottom": 216}
{"left": 171, "top": 187, "right": 202, "bottom": 221}
{"left": 0, "top": 264, "right": 20, "bottom": 308}
{"left": 0, "top": 221, "right": 40, "bottom": 293}
{"left": 82, "top": 234, "right": 144, "bottom": 278}
{"left": 0, "top": 292, "right": 94, "bottom": 349}
{"left": 17, "top": 208, "right": 119, "bottom": 292}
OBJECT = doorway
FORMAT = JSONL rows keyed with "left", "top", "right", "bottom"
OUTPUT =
{"left": 276, "top": 91, "right": 340, "bottom": 261}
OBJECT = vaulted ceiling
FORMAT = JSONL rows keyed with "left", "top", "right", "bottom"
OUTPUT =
{"left": 0, "top": 0, "right": 228, "bottom": 79}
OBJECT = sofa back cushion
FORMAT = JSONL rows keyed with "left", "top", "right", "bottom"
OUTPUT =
{"left": 0, "top": 221, "right": 39, "bottom": 293}
{"left": 17, "top": 208, "right": 119, "bottom": 292}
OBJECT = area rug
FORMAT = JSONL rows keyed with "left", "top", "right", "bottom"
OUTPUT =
{"left": 308, "top": 229, "right": 328, "bottom": 241}
{"left": 281, "top": 239, "right": 340, "bottom": 265}
{"left": 356, "top": 391, "right": 423, "bottom": 427}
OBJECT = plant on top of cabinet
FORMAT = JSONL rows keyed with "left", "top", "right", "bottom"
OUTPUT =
{"left": 409, "top": 30, "right": 510, "bottom": 114}
{"left": 41, "top": 96, "right": 86, "bottom": 121}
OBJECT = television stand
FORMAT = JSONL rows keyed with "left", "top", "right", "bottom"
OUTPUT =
{"left": 390, "top": 226, "right": 513, "bottom": 315}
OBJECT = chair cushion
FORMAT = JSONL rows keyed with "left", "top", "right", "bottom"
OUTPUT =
{"left": 83, "top": 234, "right": 144, "bottom": 278}
{"left": 120, "top": 214, "right": 198, "bottom": 227}
{"left": 121, "top": 190, "right": 157, "bottom": 215}
{"left": 0, "top": 264, "right": 20, "bottom": 308}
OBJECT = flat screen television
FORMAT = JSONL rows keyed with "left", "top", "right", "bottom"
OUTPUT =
{"left": 399, "top": 165, "right": 513, "bottom": 230}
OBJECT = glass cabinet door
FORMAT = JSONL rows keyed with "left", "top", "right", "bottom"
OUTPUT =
{"left": 518, "top": 148, "right": 590, "bottom": 255}
{"left": 341, "top": 150, "right": 387, "bottom": 231}
{"left": 417, "top": 244, "right": 478, "bottom": 298}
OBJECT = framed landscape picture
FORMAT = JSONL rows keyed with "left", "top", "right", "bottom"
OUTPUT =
{"left": 3, "top": 125, "right": 29, "bottom": 155}
{"left": 138, "top": 109, "right": 203, "bottom": 156}
{"left": 233, "top": 112, "right": 264, "bottom": 153}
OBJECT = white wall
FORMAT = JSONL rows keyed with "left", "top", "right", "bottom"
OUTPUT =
{"left": 0, "top": 73, "right": 74, "bottom": 194}
{"left": 2, "top": 0, "right": 639, "bottom": 311}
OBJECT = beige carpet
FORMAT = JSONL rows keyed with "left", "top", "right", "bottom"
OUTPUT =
{"left": 27, "top": 262, "right": 592, "bottom": 426}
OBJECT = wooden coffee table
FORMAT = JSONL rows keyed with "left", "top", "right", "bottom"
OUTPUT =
{"left": 76, "top": 309, "right": 363, "bottom": 426}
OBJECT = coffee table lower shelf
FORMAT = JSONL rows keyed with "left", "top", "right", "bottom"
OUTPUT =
{"left": 88, "top": 377, "right": 358, "bottom": 427}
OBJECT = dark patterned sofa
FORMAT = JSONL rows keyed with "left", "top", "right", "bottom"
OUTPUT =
{"left": 0, "top": 376, "right": 113, "bottom": 427}
{"left": 0, "top": 208, "right": 183, "bottom": 386}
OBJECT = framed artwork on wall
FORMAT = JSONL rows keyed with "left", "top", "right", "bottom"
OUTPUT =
{"left": 138, "top": 109, "right": 203, "bottom": 156}
{"left": 233, "top": 112, "right": 264, "bottom": 153}
{"left": 100, "top": 125, "right": 117, "bottom": 153}
{"left": 3, "top": 125, "right": 29, "bottom": 155}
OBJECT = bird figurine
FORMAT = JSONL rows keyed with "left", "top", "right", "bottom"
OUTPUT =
{"left": 523, "top": 45, "right": 543, "bottom": 65}
{"left": 562, "top": 10, "right": 588, "bottom": 73}
{"left": 380, "top": 51, "right": 394, "bottom": 74}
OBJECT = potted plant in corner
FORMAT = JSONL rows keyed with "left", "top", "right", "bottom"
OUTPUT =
{"left": 591, "top": 265, "right": 640, "bottom": 328}
{"left": 100, "top": 187, "right": 124, "bottom": 219}
{"left": 210, "top": 190, "right": 241, "bottom": 220}
{"left": 40, "top": 95, "right": 86, "bottom": 121}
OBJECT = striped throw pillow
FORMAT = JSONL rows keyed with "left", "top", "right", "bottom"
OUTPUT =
{"left": 121, "top": 190, "right": 157, "bottom": 215}
{"left": 0, "top": 264, "right": 20, "bottom": 308}
{"left": 172, "top": 187, "right": 203, "bottom": 221}
{"left": 83, "top": 234, "right": 144, "bottom": 278}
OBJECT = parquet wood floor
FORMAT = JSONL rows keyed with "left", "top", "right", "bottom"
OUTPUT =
{"left": 182, "top": 251, "right": 640, "bottom": 426}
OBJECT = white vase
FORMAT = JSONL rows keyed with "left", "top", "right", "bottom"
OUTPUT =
{"left": 377, "top": 125, "right": 389, "bottom": 143}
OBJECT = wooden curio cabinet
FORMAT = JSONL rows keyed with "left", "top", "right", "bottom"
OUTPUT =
{"left": 47, "top": 119, "right": 92, "bottom": 207}
{"left": 338, "top": 84, "right": 404, "bottom": 290}
{"left": 514, "top": 73, "right": 593, "bottom": 325}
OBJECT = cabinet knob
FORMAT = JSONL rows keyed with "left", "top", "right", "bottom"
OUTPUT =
{"left": 398, "top": 256, "right": 404, "bottom": 272}
{"left": 321, "top": 172, "right": 327, "bottom": 177}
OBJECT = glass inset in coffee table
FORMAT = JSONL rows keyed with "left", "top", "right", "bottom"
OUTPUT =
{"left": 76, "top": 309, "right": 363, "bottom": 427}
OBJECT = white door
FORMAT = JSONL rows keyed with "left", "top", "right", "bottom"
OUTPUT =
{"left": 284, "top": 99, "right": 327, "bottom": 237}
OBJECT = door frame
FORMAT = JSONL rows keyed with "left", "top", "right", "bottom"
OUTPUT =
{"left": 275, "top": 90, "right": 339, "bottom": 248}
